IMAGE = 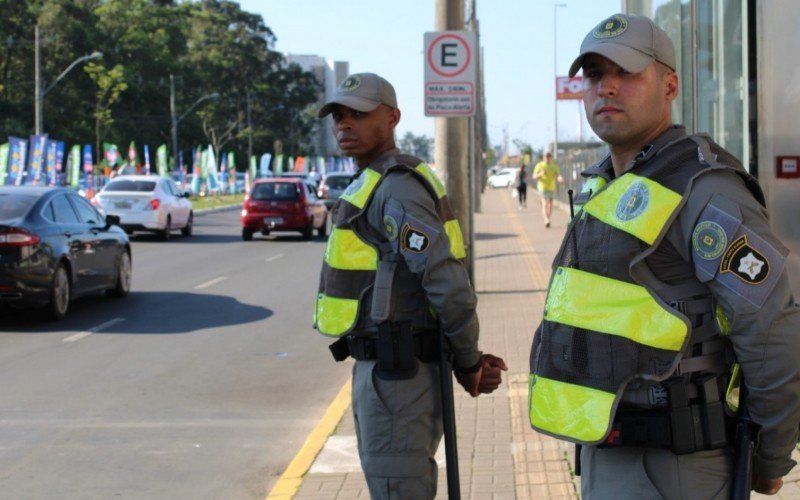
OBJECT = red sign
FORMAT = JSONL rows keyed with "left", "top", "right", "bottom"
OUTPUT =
{"left": 556, "top": 76, "right": 584, "bottom": 100}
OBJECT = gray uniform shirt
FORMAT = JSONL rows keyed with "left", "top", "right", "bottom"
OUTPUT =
{"left": 351, "top": 150, "right": 481, "bottom": 371}
{"left": 604, "top": 127, "right": 800, "bottom": 478}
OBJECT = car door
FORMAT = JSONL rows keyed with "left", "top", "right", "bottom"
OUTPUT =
{"left": 304, "top": 182, "right": 326, "bottom": 227}
{"left": 69, "top": 193, "right": 117, "bottom": 287}
{"left": 49, "top": 193, "right": 100, "bottom": 292}
{"left": 164, "top": 180, "right": 189, "bottom": 228}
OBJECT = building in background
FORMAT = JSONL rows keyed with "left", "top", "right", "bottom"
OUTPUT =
{"left": 621, "top": 0, "right": 800, "bottom": 296}
{"left": 286, "top": 55, "right": 348, "bottom": 157}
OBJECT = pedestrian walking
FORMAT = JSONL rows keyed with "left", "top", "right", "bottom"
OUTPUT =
{"left": 528, "top": 13, "right": 800, "bottom": 499}
{"left": 532, "top": 152, "right": 560, "bottom": 227}
{"left": 314, "top": 72, "right": 507, "bottom": 500}
{"left": 516, "top": 164, "right": 528, "bottom": 209}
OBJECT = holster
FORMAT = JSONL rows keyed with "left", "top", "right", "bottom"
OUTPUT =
{"left": 375, "top": 321, "right": 419, "bottom": 381}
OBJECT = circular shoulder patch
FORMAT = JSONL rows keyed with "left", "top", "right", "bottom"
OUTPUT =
{"left": 339, "top": 75, "right": 361, "bottom": 92}
{"left": 593, "top": 15, "right": 628, "bottom": 39}
{"left": 383, "top": 215, "right": 399, "bottom": 241}
{"left": 692, "top": 221, "right": 727, "bottom": 260}
{"left": 615, "top": 181, "right": 649, "bottom": 221}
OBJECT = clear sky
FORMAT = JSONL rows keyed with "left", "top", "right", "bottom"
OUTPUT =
{"left": 237, "top": 0, "right": 622, "bottom": 155}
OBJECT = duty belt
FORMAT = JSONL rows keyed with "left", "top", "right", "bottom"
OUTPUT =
{"left": 328, "top": 328, "right": 439, "bottom": 364}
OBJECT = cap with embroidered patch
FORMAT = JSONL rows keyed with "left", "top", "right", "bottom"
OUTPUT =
{"left": 568, "top": 13, "right": 676, "bottom": 77}
{"left": 318, "top": 73, "right": 397, "bottom": 118}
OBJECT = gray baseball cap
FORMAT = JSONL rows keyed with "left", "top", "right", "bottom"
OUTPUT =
{"left": 318, "top": 73, "right": 397, "bottom": 118}
{"left": 568, "top": 13, "right": 676, "bottom": 77}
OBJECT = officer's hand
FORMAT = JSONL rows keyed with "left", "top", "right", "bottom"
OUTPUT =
{"left": 752, "top": 475, "right": 783, "bottom": 495}
{"left": 455, "top": 369, "right": 482, "bottom": 398}
{"left": 478, "top": 354, "right": 508, "bottom": 394}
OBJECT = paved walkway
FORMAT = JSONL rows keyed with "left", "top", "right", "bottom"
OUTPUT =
{"left": 287, "top": 187, "right": 800, "bottom": 499}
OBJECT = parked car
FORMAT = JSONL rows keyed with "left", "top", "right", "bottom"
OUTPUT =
{"left": 487, "top": 168, "right": 518, "bottom": 188}
{"left": 0, "top": 186, "right": 131, "bottom": 320}
{"left": 92, "top": 175, "right": 193, "bottom": 240}
{"left": 318, "top": 172, "right": 352, "bottom": 208}
{"left": 241, "top": 178, "right": 327, "bottom": 241}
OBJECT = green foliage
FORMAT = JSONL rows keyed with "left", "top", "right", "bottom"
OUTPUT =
{"left": 0, "top": 0, "right": 321, "bottom": 168}
{"left": 398, "top": 132, "right": 434, "bottom": 163}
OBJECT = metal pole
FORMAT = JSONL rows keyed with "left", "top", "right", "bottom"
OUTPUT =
{"left": 246, "top": 91, "right": 253, "bottom": 169}
{"left": 34, "top": 25, "right": 42, "bottom": 135}
{"left": 170, "top": 74, "right": 178, "bottom": 169}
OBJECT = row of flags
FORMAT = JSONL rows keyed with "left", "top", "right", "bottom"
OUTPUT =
{"left": 0, "top": 134, "right": 357, "bottom": 195}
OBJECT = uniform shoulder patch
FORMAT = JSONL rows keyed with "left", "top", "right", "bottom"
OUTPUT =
{"left": 401, "top": 223, "right": 429, "bottom": 253}
{"left": 383, "top": 215, "right": 399, "bottom": 241}
{"left": 692, "top": 221, "right": 727, "bottom": 260}
{"left": 615, "top": 180, "right": 649, "bottom": 221}
{"left": 720, "top": 235, "right": 770, "bottom": 284}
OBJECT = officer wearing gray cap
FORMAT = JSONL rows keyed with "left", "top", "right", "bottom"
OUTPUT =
{"left": 314, "top": 72, "right": 507, "bottom": 499}
{"left": 528, "top": 13, "right": 800, "bottom": 499}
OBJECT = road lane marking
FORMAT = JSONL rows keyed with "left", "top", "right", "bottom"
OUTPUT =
{"left": 194, "top": 276, "right": 228, "bottom": 290}
{"left": 63, "top": 317, "right": 125, "bottom": 343}
{"left": 266, "top": 379, "right": 351, "bottom": 500}
{"left": 265, "top": 253, "right": 284, "bottom": 262}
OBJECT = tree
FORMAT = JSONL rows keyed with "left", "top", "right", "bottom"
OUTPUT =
{"left": 84, "top": 62, "right": 127, "bottom": 163}
{"left": 398, "top": 132, "right": 434, "bottom": 163}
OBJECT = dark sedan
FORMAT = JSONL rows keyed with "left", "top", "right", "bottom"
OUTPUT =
{"left": 0, "top": 186, "right": 132, "bottom": 320}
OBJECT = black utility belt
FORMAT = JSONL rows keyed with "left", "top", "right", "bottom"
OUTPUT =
{"left": 602, "top": 375, "right": 731, "bottom": 455}
{"left": 328, "top": 327, "right": 439, "bottom": 364}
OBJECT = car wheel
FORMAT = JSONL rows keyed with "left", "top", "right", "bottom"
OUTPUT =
{"left": 107, "top": 251, "right": 132, "bottom": 298}
{"left": 317, "top": 215, "right": 328, "bottom": 238}
{"left": 302, "top": 219, "right": 314, "bottom": 240}
{"left": 181, "top": 212, "right": 193, "bottom": 237}
{"left": 242, "top": 228, "right": 254, "bottom": 241}
{"left": 161, "top": 216, "right": 172, "bottom": 241}
{"left": 48, "top": 263, "right": 70, "bottom": 320}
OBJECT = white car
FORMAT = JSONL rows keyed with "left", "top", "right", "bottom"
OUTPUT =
{"left": 487, "top": 168, "right": 518, "bottom": 188}
{"left": 93, "top": 175, "right": 193, "bottom": 240}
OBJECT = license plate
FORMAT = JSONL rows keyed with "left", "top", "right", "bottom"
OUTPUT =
{"left": 115, "top": 201, "right": 131, "bottom": 209}
{"left": 264, "top": 217, "right": 283, "bottom": 225}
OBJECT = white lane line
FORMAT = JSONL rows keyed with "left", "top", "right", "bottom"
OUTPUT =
{"left": 194, "top": 276, "right": 228, "bottom": 290}
{"left": 265, "top": 253, "right": 284, "bottom": 262}
{"left": 63, "top": 317, "right": 125, "bottom": 343}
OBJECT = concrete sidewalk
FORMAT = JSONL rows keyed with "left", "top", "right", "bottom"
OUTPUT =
{"left": 289, "top": 187, "right": 800, "bottom": 499}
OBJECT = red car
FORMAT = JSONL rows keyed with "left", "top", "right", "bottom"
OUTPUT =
{"left": 241, "top": 178, "right": 328, "bottom": 241}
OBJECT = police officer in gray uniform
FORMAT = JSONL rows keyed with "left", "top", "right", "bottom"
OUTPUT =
{"left": 315, "top": 73, "right": 507, "bottom": 499}
{"left": 528, "top": 14, "right": 800, "bottom": 499}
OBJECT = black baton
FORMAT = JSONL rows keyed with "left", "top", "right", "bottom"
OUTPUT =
{"left": 731, "top": 383, "right": 757, "bottom": 500}
{"left": 439, "top": 326, "right": 461, "bottom": 500}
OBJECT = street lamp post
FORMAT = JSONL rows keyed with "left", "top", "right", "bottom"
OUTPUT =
{"left": 169, "top": 73, "right": 219, "bottom": 168}
{"left": 553, "top": 3, "right": 566, "bottom": 157}
{"left": 34, "top": 25, "right": 102, "bottom": 135}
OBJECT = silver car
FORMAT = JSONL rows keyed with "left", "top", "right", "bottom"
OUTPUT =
{"left": 93, "top": 175, "right": 193, "bottom": 240}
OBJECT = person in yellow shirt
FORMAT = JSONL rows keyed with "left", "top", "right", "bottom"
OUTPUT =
{"left": 532, "top": 152, "right": 560, "bottom": 227}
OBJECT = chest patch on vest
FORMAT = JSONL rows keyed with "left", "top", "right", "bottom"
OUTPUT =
{"left": 615, "top": 181, "right": 649, "bottom": 221}
{"left": 692, "top": 221, "right": 727, "bottom": 260}
{"left": 720, "top": 235, "right": 769, "bottom": 284}
{"left": 402, "top": 224, "right": 429, "bottom": 253}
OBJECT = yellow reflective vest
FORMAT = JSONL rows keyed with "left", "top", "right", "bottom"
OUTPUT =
{"left": 529, "top": 134, "right": 763, "bottom": 445}
{"left": 314, "top": 153, "right": 465, "bottom": 337}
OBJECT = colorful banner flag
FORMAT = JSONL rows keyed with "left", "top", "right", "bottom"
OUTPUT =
{"left": 249, "top": 155, "right": 257, "bottom": 182}
{"left": 220, "top": 152, "right": 228, "bottom": 193}
{"left": 54, "top": 141, "right": 65, "bottom": 186}
{"left": 7, "top": 136, "right": 27, "bottom": 185}
{"left": 294, "top": 156, "right": 305, "bottom": 173}
{"left": 44, "top": 139, "right": 56, "bottom": 186}
{"left": 68, "top": 144, "right": 81, "bottom": 187}
{"left": 287, "top": 156, "right": 295, "bottom": 174}
{"left": 143, "top": 144, "right": 151, "bottom": 175}
{"left": 82, "top": 144, "right": 94, "bottom": 197}
{"left": 192, "top": 148, "right": 202, "bottom": 194}
{"left": 178, "top": 151, "right": 186, "bottom": 189}
{"left": 0, "top": 143, "right": 8, "bottom": 185}
{"left": 274, "top": 154, "right": 284, "bottom": 175}
{"left": 156, "top": 144, "right": 168, "bottom": 177}
{"left": 127, "top": 141, "right": 139, "bottom": 174}
{"left": 227, "top": 152, "right": 235, "bottom": 173}
{"left": 25, "top": 134, "right": 48, "bottom": 185}
{"left": 259, "top": 153, "right": 272, "bottom": 177}
{"left": 206, "top": 146, "right": 219, "bottom": 192}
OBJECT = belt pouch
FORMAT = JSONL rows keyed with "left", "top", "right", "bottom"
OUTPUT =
{"left": 697, "top": 375, "right": 728, "bottom": 449}
{"left": 666, "top": 379, "right": 696, "bottom": 454}
{"left": 329, "top": 337, "right": 350, "bottom": 362}
{"left": 376, "top": 322, "right": 418, "bottom": 380}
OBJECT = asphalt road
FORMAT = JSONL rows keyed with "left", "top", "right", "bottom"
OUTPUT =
{"left": 0, "top": 208, "right": 350, "bottom": 499}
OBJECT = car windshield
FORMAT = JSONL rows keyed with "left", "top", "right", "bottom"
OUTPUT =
{"left": 325, "top": 176, "right": 351, "bottom": 190}
{"left": 0, "top": 193, "right": 37, "bottom": 219}
{"left": 104, "top": 180, "right": 156, "bottom": 192}
{"left": 251, "top": 182, "right": 299, "bottom": 201}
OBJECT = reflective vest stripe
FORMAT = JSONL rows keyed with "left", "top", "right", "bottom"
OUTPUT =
{"left": 414, "top": 163, "right": 446, "bottom": 198}
{"left": 340, "top": 168, "right": 381, "bottom": 209}
{"left": 545, "top": 267, "right": 687, "bottom": 351}
{"left": 315, "top": 293, "right": 360, "bottom": 337}
{"left": 444, "top": 219, "right": 466, "bottom": 260}
{"left": 529, "top": 374, "right": 615, "bottom": 442}
{"left": 325, "top": 228, "right": 378, "bottom": 271}
{"left": 583, "top": 174, "right": 681, "bottom": 245}
{"left": 574, "top": 176, "right": 607, "bottom": 215}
